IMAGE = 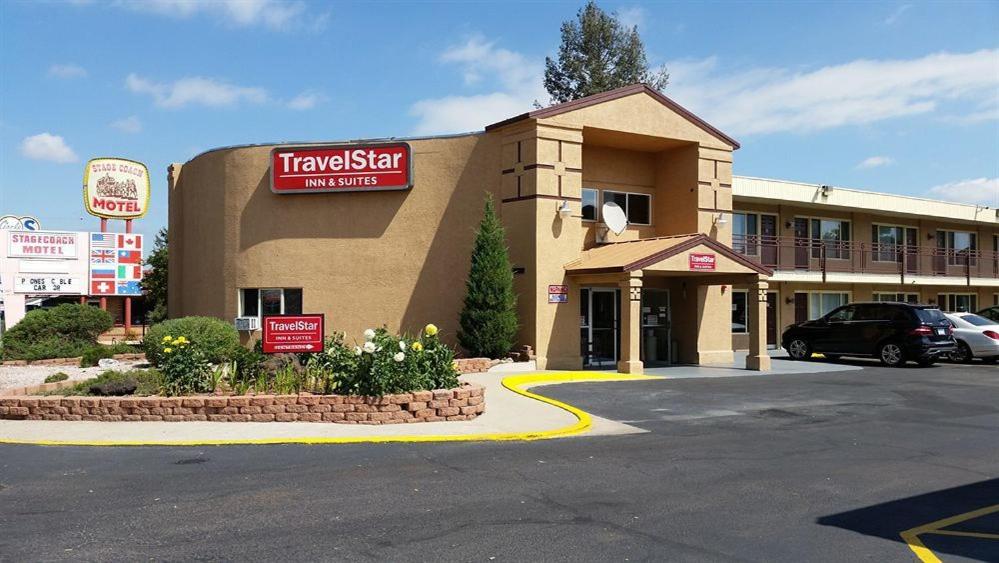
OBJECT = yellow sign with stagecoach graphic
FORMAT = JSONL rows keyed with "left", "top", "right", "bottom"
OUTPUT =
{"left": 83, "top": 157, "right": 150, "bottom": 219}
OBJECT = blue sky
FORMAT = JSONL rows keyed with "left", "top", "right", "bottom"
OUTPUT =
{"left": 1, "top": 0, "right": 997, "bottom": 250}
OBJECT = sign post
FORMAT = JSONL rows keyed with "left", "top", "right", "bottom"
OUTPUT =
{"left": 262, "top": 314, "right": 325, "bottom": 354}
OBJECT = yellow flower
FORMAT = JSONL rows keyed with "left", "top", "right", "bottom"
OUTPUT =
{"left": 411, "top": 341, "right": 424, "bottom": 352}
{"left": 162, "top": 335, "right": 172, "bottom": 343}
{"left": 175, "top": 336, "right": 189, "bottom": 344}
{"left": 163, "top": 347, "right": 173, "bottom": 354}
{"left": 424, "top": 323, "right": 438, "bottom": 336}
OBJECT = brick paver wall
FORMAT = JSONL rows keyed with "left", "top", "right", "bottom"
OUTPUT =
{"left": 454, "top": 358, "right": 493, "bottom": 374}
{"left": 0, "top": 384, "right": 485, "bottom": 424}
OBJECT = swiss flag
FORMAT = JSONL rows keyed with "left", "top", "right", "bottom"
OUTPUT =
{"left": 118, "top": 234, "right": 142, "bottom": 251}
{"left": 91, "top": 280, "right": 115, "bottom": 295}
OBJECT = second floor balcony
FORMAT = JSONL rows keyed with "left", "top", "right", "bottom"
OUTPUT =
{"left": 732, "top": 234, "right": 999, "bottom": 281}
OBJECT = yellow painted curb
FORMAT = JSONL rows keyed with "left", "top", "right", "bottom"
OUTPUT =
{"left": 0, "top": 371, "right": 659, "bottom": 447}
{"left": 900, "top": 503, "right": 999, "bottom": 563}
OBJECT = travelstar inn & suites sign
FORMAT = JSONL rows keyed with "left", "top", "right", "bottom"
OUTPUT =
{"left": 270, "top": 142, "right": 412, "bottom": 194}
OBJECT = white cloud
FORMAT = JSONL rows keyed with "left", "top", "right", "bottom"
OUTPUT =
{"left": 110, "top": 115, "right": 142, "bottom": 133}
{"left": 616, "top": 6, "right": 645, "bottom": 30}
{"left": 885, "top": 4, "right": 912, "bottom": 25}
{"left": 856, "top": 156, "right": 894, "bottom": 169}
{"left": 19, "top": 133, "right": 79, "bottom": 163}
{"left": 47, "top": 64, "right": 87, "bottom": 79}
{"left": 927, "top": 178, "right": 999, "bottom": 206}
{"left": 126, "top": 73, "right": 268, "bottom": 108}
{"left": 112, "top": 0, "right": 322, "bottom": 31}
{"left": 411, "top": 36, "right": 545, "bottom": 134}
{"left": 665, "top": 49, "right": 999, "bottom": 136}
{"left": 287, "top": 90, "right": 327, "bottom": 110}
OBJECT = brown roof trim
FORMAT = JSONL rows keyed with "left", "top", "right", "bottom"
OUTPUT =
{"left": 623, "top": 234, "right": 772, "bottom": 276}
{"left": 484, "top": 84, "right": 740, "bottom": 150}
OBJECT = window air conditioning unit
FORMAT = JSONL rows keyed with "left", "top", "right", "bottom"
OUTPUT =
{"left": 234, "top": 316, "right": 260, "bottom": 331}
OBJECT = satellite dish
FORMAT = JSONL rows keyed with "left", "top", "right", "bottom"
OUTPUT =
{"left": 602, "top": 202, "right": 628, "bottom": 235}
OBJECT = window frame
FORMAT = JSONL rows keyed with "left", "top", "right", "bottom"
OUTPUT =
{"left": 238, "top": 287, "right": 303, "bottom": 318}
{"left": 938, "top": 230, "right": 978, "bottom": 266}
{"left": 602, "top": 189, "right": 653, "bottom": 226}
{"left": 872, "top": 292, "right": 920, "bottom": 304}
{"left": 805, "top": 291, "right": 852, "bottom": 320}
{"left": 938, "top": 293, "right": 978, "bottom": 313}
{"left": 796, "top": 215, "right": 851, "bottom": 260}
{"left": 581, "top": 188, "right": 599, "bottom": 222}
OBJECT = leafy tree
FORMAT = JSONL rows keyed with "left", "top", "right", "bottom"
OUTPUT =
{"left": 141, "top": 228, "right": 168, "bottom": 323}
{"left": 458, "top": 194, "right": 519, "bottom": 358}
{"left": 543, "top": 1, "right": 668, "bottom": 104}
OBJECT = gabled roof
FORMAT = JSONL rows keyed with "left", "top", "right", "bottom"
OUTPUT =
{"left": 564, "top": 233, "right": 772, "bottom": 276}
{"left": 486, "top": 84, "right": 740, "bottom": 149}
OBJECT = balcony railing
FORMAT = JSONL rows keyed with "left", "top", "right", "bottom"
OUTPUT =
{"left": 732, "top": 235, "right": 999, "bottom": 282}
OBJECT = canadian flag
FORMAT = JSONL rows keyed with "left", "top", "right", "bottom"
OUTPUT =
{"left": 118, "top": 234, "right": 142, "bottom": 251}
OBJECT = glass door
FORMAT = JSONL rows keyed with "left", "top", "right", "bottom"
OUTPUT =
{"left": 582, "top": 288, "right": 618, "bottom": 367}
{"left": 640, "top": 289, "right": 671, "bottom": 366}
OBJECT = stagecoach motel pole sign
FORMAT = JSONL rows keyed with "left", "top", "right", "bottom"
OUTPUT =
{"left": 83, "top": 157, "right": 151, "bottom": 219}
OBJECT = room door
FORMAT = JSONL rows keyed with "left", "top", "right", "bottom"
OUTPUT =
{"left": 640, "top": 289, "right": 671, "bottom": 366}
{"left": 587, "top": 289, "right": 618, "bottom": 367}
{"left": 766, "top": 292, "right": 778, "bottom": 348}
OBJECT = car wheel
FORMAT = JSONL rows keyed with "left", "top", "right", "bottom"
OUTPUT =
{"left": 953, "top": 341, "right": 974, "bottom": 364}
{"left": 787, "top": 339, "right": 811, "bottom": 361}
{"left": 879, "top": 342, "right": 906, "bottom": 367}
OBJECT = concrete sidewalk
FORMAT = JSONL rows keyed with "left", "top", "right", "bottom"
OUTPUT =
{"left": 0, "top": 372, "right": 649, "bottom": 446}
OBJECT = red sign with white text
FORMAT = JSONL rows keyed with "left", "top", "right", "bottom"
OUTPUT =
{"left": 262, "top": 314, "right": 325, "bottom": 354}
{"left": 271, "top": 143, "right": 412, "bottom": 194}
{"left": 689, "top": 253, "right": 717, "bottom": 271}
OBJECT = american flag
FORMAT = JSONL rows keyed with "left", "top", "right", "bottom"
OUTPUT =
{"left": 91, "top": 233, "right": 114, "bottom": 249}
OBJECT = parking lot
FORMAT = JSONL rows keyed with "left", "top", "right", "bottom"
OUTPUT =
{"left": 1, "top": 360, "right": 997, "bottom": 561}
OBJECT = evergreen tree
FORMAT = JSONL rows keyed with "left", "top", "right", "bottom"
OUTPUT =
{"left": 543, "top": 1, "right": 668, "bottom": 104}
{"left": 141, "top": 228, "right": 169, "bottom": 323}
{"left": 458, "top": 194, "right": 519, "bottom": 358}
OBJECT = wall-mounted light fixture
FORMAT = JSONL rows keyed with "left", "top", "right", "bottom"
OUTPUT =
{"left": 785, "top": 296, "right": 795, "bottom": 305}
{"left": 926, "top": 232, "right": 935, "bottom": 241}
{"left": 557, "top": 200, "right": 572, "bottom": 218}
{"left": 714, "top": 212, "right": 728, "bottom": 226}
{"left": 785, "top": 220, "right": 793, "bottom": 230}
{"left": 820, "top": 185, "right": 833, "bottom": 197}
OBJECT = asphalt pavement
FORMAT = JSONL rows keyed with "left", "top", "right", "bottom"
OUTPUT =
{"left": 1, "top": 360, "right": 997, "bottom": 562}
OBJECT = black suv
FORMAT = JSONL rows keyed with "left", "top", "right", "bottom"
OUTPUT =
{"left": 781, "top": 302, "right": 956, "bottom": 367}
{"left": 978, "top": 306, "right": 999, "bottom": 323}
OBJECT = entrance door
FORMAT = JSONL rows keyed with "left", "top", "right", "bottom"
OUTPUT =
{"left": 905, "top": 228, "right": 918, "bottom": 274}
{"left": 794, "top": 218, "right": 810, "bottom": 268}
{"left": 640, "top": 289, "right": 671, "bottom": 366}
{"left": 587, "top": 289, "right": 618, "bottom": 367}
{"left": 766, "top": 292, "right": 778, "bottom": 348}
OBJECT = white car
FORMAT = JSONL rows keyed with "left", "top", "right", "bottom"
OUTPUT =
{"left": 944, "top": 313, "right": 999, "bottom": 364}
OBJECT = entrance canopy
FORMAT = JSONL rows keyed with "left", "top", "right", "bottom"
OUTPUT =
{"left": 564, "top": 234, "right": 773, "bottom": 277}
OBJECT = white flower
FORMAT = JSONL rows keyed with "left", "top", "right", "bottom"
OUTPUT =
{"left": 393, "top": 352, "right": 405, "bottom": 362}
{"left": 363, "top": 341, "right": 377, "bottom": 354}
{"left": 353, "top": 346, "right": 363, "bottom": 356}
{"left": 363, "top": 328, "right": 376, "bottom": 341}
{"left": 399, "top": 340, "right": 407, "bottom": 352}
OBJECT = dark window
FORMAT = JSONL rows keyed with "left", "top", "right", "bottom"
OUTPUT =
{"left": 261, "top": 289, "right": 282, "bottom": 316}
{"left": 958, "top": 314, "right": 994, "bottom": 327}
{"left": 827, "top": 305, "right": 855, "bottom": 322}
{"left": 242, "top": 289, "right": 259, "bottom": 317}
{"left": 627, "top": 193, "right": 651, "bottom": 225}
{"left": 915, "top": 308, "right": 947, "bottom": 323}
{"left": 581, "top": 189, "right": 598, "bottom": 221}
{"left": 284, "top": 289, "right": 303, "bottom": 315}
{"left": 732, "top": 291, "right": 747, "bottom": 333}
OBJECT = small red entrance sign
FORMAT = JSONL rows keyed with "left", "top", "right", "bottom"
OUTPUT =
{"left": 689, "top": 253, "right": 716, "bottom": 271}
{"left": 548, "top": 284, "right": 569, "bottom": 303}
{"left": 262, "top": 314, "right": 325, "bottom": 354}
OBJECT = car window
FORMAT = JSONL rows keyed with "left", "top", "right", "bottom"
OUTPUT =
{"left": 915, "top": 308, "right": 948, "bottom": 324}
{"left": 978, "top": 307, "right": 999, "bottom": 322}
{"left": 853, "top": 304, "right": 889, "bottom": 321}
{"left": 958, "top": 314, "right": 996, "bottom": 327}
{"left": 827, "top": 306, "right": 855, "bottom": 322}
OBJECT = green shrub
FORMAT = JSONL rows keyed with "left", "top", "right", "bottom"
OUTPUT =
{"left": 44, "top": 372, "right": 69, "bottom": 384}
{"left": 79, "top": 346, "right": 115, "bottom": 367}
{"left": 157, "top": 335, "right": 212, "bottom": 396}
{"left": 45, "top": 369, "right": 162, "bottom": 396}
{"left": 458, "top": 195, "right": 519, "bottom": 358}
{"left": 2, "top": 304, "right": 113, "bottom": 361}
{"left": 144, "top": 316, "right": 239, "bottom": 366}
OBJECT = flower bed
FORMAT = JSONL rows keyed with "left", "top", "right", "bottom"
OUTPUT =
{"left": 0, "top": 384, "right": 484, "bottom": 424}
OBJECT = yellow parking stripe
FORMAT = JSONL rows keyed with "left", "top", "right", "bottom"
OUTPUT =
{"left": 900, "top": 504, "right": 999, "bottom": 563}
{"left": 0, "top": 371, "right": 658, "bottom": 447}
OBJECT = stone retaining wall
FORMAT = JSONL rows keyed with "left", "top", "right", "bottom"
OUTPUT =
{"left": 0, "top": 384, "right": 484, "bottom": 424}
{"left": 454, "top": 358, "right": 493, "bottom": 374}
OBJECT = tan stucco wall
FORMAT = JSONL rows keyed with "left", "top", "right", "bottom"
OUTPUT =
{"left": 170, "top": 134, "right": 502, "bottom": 347}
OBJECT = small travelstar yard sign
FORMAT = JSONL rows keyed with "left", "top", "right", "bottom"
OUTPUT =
{"left": 689, "top": 252, "right": 717, "bottom": 271}
{"left": 262, "top": 314, "right": 325, "bottom": 354}
{"left": 270, "top": 142, "right": 412, "bottom": 194}
{"left": 548, "top": 284, "right": 569, "bottom": 303}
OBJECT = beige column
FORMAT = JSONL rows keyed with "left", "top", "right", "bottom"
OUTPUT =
{"left": 617, "top": 272, "right": 644, "bottom": 374}
{"left": 745, "top": 278, "right": 772, "bottom": 371}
